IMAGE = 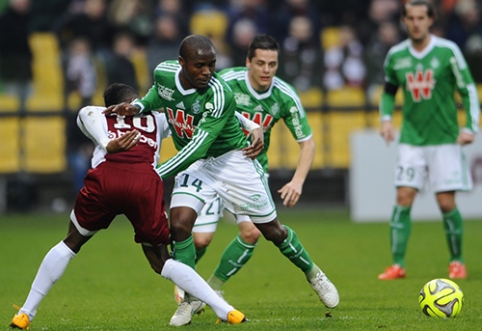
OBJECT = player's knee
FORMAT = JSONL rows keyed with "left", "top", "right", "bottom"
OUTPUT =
{"left": 239, "top": 225, "right": 261, "bottom": 244}
{"left": 259, "top": 220, "right": 287, "bottom": 245}
{"left": 193, "top": 234, "right": 213, "bottom": 249}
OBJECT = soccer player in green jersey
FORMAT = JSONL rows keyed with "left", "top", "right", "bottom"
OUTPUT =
{"left": 177, "top": 34, "right": 316, "bottom": 300}
{"left": 378, "top": 0, "right": 480, "bottom": 280}
{"left": 105, "top": 35, "right": 338, "bottom": 326}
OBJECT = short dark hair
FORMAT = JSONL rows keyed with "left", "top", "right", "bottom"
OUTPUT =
{"left": 179, "top": 34, "right": 215, "bottom": 62}
{"left": 103, "top": 83, "right": 139, "bottom": 107}
{"left": 247, "top": 34, "right": 279, "bottom": 60}
{"left": 402, "top": 0, "right": 435, "bottom": 19}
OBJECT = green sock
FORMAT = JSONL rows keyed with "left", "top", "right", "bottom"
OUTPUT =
{"left": 276, "top": 226, "right": 314, "bottom": 273}
{"left": 213, "top": 234, "right": 257, "bottom": 282}
{"left": 207, "top": 274, "right": 225, "bottom": 291}
{"left": 390, "top": 205, "right": 412, "bottom": 268}
{"left": 195, "top": 246, "right": 207, "bottom": 264}
{"left": 172, "top": 235, "right": 196, "bottom": 269}
{"left": 442, "top": 208, "right": 464, "bottom": 262}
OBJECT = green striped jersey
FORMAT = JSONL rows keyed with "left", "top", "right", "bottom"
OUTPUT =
{"left": 219, "top": 67, "right": 312, "bottom": 172}
{"left": 380, "top": 35, "right": 479, "bottom": 145}
{"left": 133, "top": 60, "right": 247, "bottom": 178}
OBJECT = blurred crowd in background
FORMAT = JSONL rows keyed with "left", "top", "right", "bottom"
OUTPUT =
{"left": 1, "top": 0, "right": 482, "bottom": 109}
{"left": 1, "top": 0, "right": 482, "bottom": 210}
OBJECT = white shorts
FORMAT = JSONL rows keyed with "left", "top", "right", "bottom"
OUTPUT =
{"left": 395, "top": 143, "right": 472, "bottom": 192}
{"left": 170, "top": 150, "right": 277, "bottom": 224}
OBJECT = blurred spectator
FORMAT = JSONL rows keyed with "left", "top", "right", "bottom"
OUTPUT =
{"left": 106, "top": 0, "right": 153, "bottom": 47}
{"left": 64, "top": 37, "right": 96, "bottom": 108}
{"left": 106, "top": 32, "right": 139, "bottom": 91}
{"left": 323, "top": 25, "right": 366, "bottom": 90}
{"left": 54, "top": 0, "right": 113, "bottom": 57}
{"left": 364, "top": 21, "right": 400, "bottom": 103}
{"left": 225, "top": 0, "right": 270, "bottom": 44}
{"left": 272, "top": 0, "right": 321, "bottom": 43}
{"left": 210, "top": 35, "right": 233, "bottom": 71}
{"left": 0, "top": 0, "right": 32, "bottom": 111}
{"left": 29, "top": 0, "right": 71, "bottom": 32}
{"left": 445, "top": 0, "right": 482, "bottom": 49}
{"left": 155, "top": 0, "right": 189, "bottom": 37}
{"left": 146, "top": 14, "right": 183, "bottom": 76}
{"left": 228, "top": 17, "right": 258, "bottom": 66}
{"left": 278, "top": 15, "right": 323, "bottom": 92}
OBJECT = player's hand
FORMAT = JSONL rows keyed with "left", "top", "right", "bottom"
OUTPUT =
{"left": 103, "top": 102, "right": 139, "bottom": 116}
{"left": 243, "top": 127, "right": 264, "bottom": 159}
{"left": 106, "top": 130, "right": 140, "bottom": 153}
{"left": 278, "top": 181, "right": 302, "bottom": 208}
{"left": 380, "top": 120, "right": 394, "bottom": 146}
{"left": 457, "top": 131, "right": 475, "bottom": 146}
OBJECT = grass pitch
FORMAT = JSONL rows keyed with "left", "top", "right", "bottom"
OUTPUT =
{"left": 2, "top": 208, "right": 482, "bottom": 330}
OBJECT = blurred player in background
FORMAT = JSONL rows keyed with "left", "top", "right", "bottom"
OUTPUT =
{"left": 10, "top": 83, "right": 245, "bottom": 330}
{"left": 378, "top": 0, "right": 480, "bottom": 280}
{"left": 105, "top": 34, "right": 338, "bottom": 327}
{"left": 176, "top": 34, "right": 316, "bottom": 302}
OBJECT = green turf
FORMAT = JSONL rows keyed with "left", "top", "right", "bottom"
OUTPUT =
{"left": 2, "top": 209, "right": 482, "bottom": 330}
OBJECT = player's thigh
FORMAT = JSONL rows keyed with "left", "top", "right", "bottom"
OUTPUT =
{"left": 192, "top": 195, "right": 223, "bottom": 233}
{"left": 427, "top": 144, "right": 472, "bottom": 192}
{"left": 394, "top": 144, "right": 427, "bottom": 191}
{"left": 207, "top": 151, "right": 277, "bottom": 223}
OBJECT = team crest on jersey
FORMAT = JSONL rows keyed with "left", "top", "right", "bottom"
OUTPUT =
{"left": 406, "top": 69, "right": 436, "bottom": 102}
{"left": 270, "top": 103, "right": 280, "bottom": 116}
{"left": 430, "top": 57, "right": 440, "bottom": 69}
{"left": 157, "top": 85, "right": 175, "bottom": 101}
{"left": 234, "top": 92, "right": 251, "bottom": 106}
{"left": 192, "top": 100, "right": 202, "bottom": 114}
{"left": 394, "top": 57, "right": 412, "bottom": 70}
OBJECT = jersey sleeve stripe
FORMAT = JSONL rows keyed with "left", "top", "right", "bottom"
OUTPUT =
{"left": 435, "top": 38, "right": 468, "bottom": 70}
{"left": 157, "top": 129, "right": 209, "bottom": 176}
{"left": 273, "top": 79, "right": 307, "bottom": 118}
{"left": 209, "top": 78, "right": 226, "bottom": 118}
{"left": 467, "top": 83, "right": 480, "bottom": 132}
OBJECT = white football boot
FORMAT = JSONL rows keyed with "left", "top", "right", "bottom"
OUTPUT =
{"left": 309, "top": 271, "right": 339, "bottom": 308}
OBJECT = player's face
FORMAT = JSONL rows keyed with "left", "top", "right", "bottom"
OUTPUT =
{"left": 246, "top": 49, "right": 278, "bottom": 92}
{"left": 179, "top": 51, "right": 216, "bottom": 90}
{"left": 402, "top": 4, "right": 433, "bottom": 43}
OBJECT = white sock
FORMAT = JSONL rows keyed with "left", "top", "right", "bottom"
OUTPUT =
{"left": 161, "top": 259, "right": 234, "bottom": 320}
{"left": 21, "top": 241, "right": 76, "bottom": 320}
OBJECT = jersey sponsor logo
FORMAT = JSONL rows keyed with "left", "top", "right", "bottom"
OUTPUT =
{"left": 157, "top": 85, "right": 175, "bottom": 101}
{"left": 108, "top": 115, "right": 158, "bottom": 149}
{"left": 166, "top": 108, "right": 195, "bottom": 139}
{"left": 394, "top": 57, "right": 412, "bottom": 70}
{"left": 241, "top": 111, "right": 274, "bottom": 135}
{"left": 406, "top": 69, "right": 436, "bottom": 102}
{"left": 234, "top": 92, "right": 251, "bottom": 106}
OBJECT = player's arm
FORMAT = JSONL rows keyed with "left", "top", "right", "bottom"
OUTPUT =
{"left": 379, "top": 51, "right": 399, "bottom": 146}
{"left": 77, "top": 106, "right": 140, "bottom": 153}
{"left": 235, "top": 111, "right": 264, "bottom": 159}
{"left": 451, "top": 47, "right": 480, "bottom": 145}
{"left": 278, "top": 136, "right": 315, "bottom": 207}
{"left": 156, "top": 95, "right": 234, "bottom": 179}
{"left": 278, "top": 94, "right": 314, "bottom": 207}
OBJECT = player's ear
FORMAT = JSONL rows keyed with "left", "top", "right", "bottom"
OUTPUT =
{"left": 179, "top": 56, "right": 185, "bottom": 67}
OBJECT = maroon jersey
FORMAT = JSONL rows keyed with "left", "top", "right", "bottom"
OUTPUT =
{"left": 73, "top": 106, "right": 171, "bottom": 246}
